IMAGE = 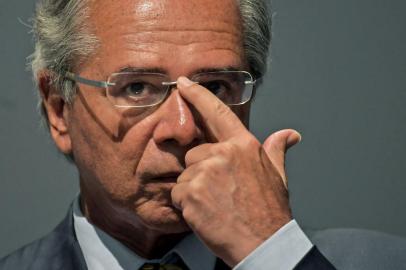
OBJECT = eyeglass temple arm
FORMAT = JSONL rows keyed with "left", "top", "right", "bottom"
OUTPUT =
{"left": 65, "top": 72, "right": 115, "bottom": 88}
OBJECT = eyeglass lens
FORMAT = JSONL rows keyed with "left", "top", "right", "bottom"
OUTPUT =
{"left": 107, "top": 71, "right": 253, "bottom": 108}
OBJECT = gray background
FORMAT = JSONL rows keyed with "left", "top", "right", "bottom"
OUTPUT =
{"left": 1, "top": 0, "right": 405, "bottom": 258}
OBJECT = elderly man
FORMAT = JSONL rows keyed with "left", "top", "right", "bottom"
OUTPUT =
{"left": 1, "top": 0, "right": 336, "bottom": 269}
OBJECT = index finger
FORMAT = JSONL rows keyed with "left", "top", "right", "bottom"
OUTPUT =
{"left": 176, "top": 76, "right": 247, "bottom": 141}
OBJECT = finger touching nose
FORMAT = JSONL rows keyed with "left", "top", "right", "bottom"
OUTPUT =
{"left": 153, "top": 90, "right": 203, "bottom": 146}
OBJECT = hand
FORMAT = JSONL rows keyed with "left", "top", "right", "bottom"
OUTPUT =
{"left": 171, "top": 77, "right": 301, "bottom": 267}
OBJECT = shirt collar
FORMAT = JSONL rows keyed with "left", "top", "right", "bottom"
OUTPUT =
{"left": 73, "top": 196, "right": 216, "bottom": 270}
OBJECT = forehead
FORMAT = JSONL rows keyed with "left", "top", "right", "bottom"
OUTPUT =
{"left": 86, "top": 0, "right": 245, "bottom": 75}
{"left": 91, "top": 0, "right": 240, "bottom": 23}
{"left": 89, "top": 0, "right": 242, "bottom": 31}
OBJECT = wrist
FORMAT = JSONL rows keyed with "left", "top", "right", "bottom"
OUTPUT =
{"left": 221, "top": 219, "right": 292, "bottom": 267}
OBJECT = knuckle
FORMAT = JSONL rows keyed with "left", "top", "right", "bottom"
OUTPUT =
{"left": 170, "top": 185, "right": 182, "bottom": 208}
{"left": 184, "top": 149, "right": 194, "bottom": 166}
{"left": 212, "top": 142, "right": 237, "bottom": 160}
{"left": 182, "top": 206, "right": 193, "bottom": 221}
{"left": 200, "top": 158, "right": 221, "bottom": 175}
{"left": 189, "top": 180, "right": 206, "bottom": 195}
{"left": 184, "top": 179, "right": 209, "bottom": 204}
{"left": 231, "top": 133, "right": 260, "bottom": 151}
{"left": 176, "top": 172, "right": 188, "bottom": 184}
{"left": 245, "top": 135, "right": 260, "bottom": 149}
{"left": 171, "top": 184, "right": 179, "bottom": 198}
{"left": 195, "top": 161, "right": 207, "bottom": 173}
{"left": 182, "top": 207, "right": 200, "bottom": 230}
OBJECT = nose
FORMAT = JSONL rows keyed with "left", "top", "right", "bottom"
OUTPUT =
{"left": 152, "top": 90, "right": 203, "bottom": 146}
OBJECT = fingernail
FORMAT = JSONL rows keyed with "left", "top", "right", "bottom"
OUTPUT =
{"left": 177, "top": 76, "right": 194, "bottom": 88}
{"left": 287, "top": 131, "right": 302, "bottom": 146}
{"left": 296, "top": 131, "right": 302, "bottom": 143}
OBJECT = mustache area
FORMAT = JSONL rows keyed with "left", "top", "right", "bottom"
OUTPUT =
{"left": 132, "top": 171, "right": 183, "bottom": 207}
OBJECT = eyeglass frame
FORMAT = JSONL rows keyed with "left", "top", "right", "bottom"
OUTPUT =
{"left": 64, "top": 70, "right": 257, "bottom": 108}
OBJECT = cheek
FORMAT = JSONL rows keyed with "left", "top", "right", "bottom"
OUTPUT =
{"left": 68, "top": 100, "right": 158, "bottom": 203}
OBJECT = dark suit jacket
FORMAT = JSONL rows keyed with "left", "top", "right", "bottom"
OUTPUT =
{"left": 310, "top": 227, "right": 406, "bottom": 269}
{"left": 0, "top": 206, "right": 335, "bottom": 270}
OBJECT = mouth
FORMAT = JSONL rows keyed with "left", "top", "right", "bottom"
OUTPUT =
{"left": 142, "top": 172, "right": 181, "bottom": 183}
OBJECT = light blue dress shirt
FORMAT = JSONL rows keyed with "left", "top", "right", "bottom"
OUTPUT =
{"left": 73, "top": 197, "right": 313, "bottom": 270}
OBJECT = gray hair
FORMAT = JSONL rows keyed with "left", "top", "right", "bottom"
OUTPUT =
{"left": 31, "top": 0, "right": 271, "bottom": 124}
{"left": 239, "top": 0, "right": 272, "bottom": 79}
{"left": 31, "top": 0, "right": 98, "bottom": 125}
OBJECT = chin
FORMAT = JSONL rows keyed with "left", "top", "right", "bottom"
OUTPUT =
{"left": 139, "top": 205, "right": 191, "bottom": 234}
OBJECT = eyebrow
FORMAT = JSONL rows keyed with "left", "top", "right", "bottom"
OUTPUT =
{"left": 116, "top": 66, "right": 241, "bottom": 75}
{"left": 193, "top": 66, "right": 240, "bottom": 74}
{"left": 117, "top": 67, "right": 167, "bottom": 74}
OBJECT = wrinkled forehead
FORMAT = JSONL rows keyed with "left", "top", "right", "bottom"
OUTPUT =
{"left": 84, "top": 0, "right": 246, "bottom": 76}
{"left": 88, "top": 0, "right": 243, "bottom": 37}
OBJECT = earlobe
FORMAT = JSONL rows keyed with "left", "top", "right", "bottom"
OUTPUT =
{"left": 38, "top": 72, "right": 72, "bottom": 154}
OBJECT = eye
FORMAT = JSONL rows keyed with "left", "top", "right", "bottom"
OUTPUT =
{"left": 125, "top": 82, "right": 146, "bottom": 96}
{"left": 202, "top": 80, "right": 229, "bottom": 95}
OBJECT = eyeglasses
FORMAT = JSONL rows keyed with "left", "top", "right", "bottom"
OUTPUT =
{"left": 65, "top": 70, "right": 256, "bottom": 108}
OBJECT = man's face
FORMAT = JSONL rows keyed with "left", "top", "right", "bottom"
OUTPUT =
{"left": 65, "top": 0, "right": 249, "bottom": 234}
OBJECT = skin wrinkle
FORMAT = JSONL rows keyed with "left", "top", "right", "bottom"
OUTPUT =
{"left": 119, "top": 25, "right": 241, "bottom": 42}
{"left": 119, "top": 29, "right": 241, "bottom": 59}
{"left": 124, "top": 43, "right": 240, "bottom": 52}
{"left": 119, "top": 46, "right": 243, "bottom": 71}
{"left": 129, "top": 20, "right": 241, "bottom": 33}
{"left": 258, "top": 146, "right": 290, "bottom": 215}
{"left": 105, "top": 0, "right": 241, "bottom": 31}
{"left": 75, "top": 86, "right": 159, "bottom": 207}
{"left": 84, "top": 10, "right": 242, "bottom": 79}
{"left": 76, "top": 87, "right": 155, "bottom": 142}
{"left": 123, "top": 39, "right": 240, "bottom": 50}
{"left": 122, "top": 44, "right": 241, "bottom": 55}
{"left": 90, "top": 6, "right": 242, "bottom": 39}
{"left": 120, "top": 27, "right": 242, "bottom": 35}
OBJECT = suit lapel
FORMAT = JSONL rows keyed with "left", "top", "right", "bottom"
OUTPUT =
{"left": 55, "top": 203, "right": 88, "bottom": 270}
{"left": 214, "top": 258, "right": 231, "bottom": 270}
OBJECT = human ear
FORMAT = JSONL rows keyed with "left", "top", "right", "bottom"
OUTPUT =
{"left": 38, "top": 71, "right": 72, "bottom": 154}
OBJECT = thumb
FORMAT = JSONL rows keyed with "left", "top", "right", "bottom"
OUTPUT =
{"left": 262, "top": 129, "right": 302, "bottom": 187}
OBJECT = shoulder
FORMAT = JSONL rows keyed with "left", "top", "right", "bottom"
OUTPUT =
{"left": 0, "top": 230, "right": 59, "bottom": 270}
{"left": 310, "top": 228, "right": 406, "bottom": 270}
{"left": 0, "top": 207, "right": 86, "bottom": 270}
